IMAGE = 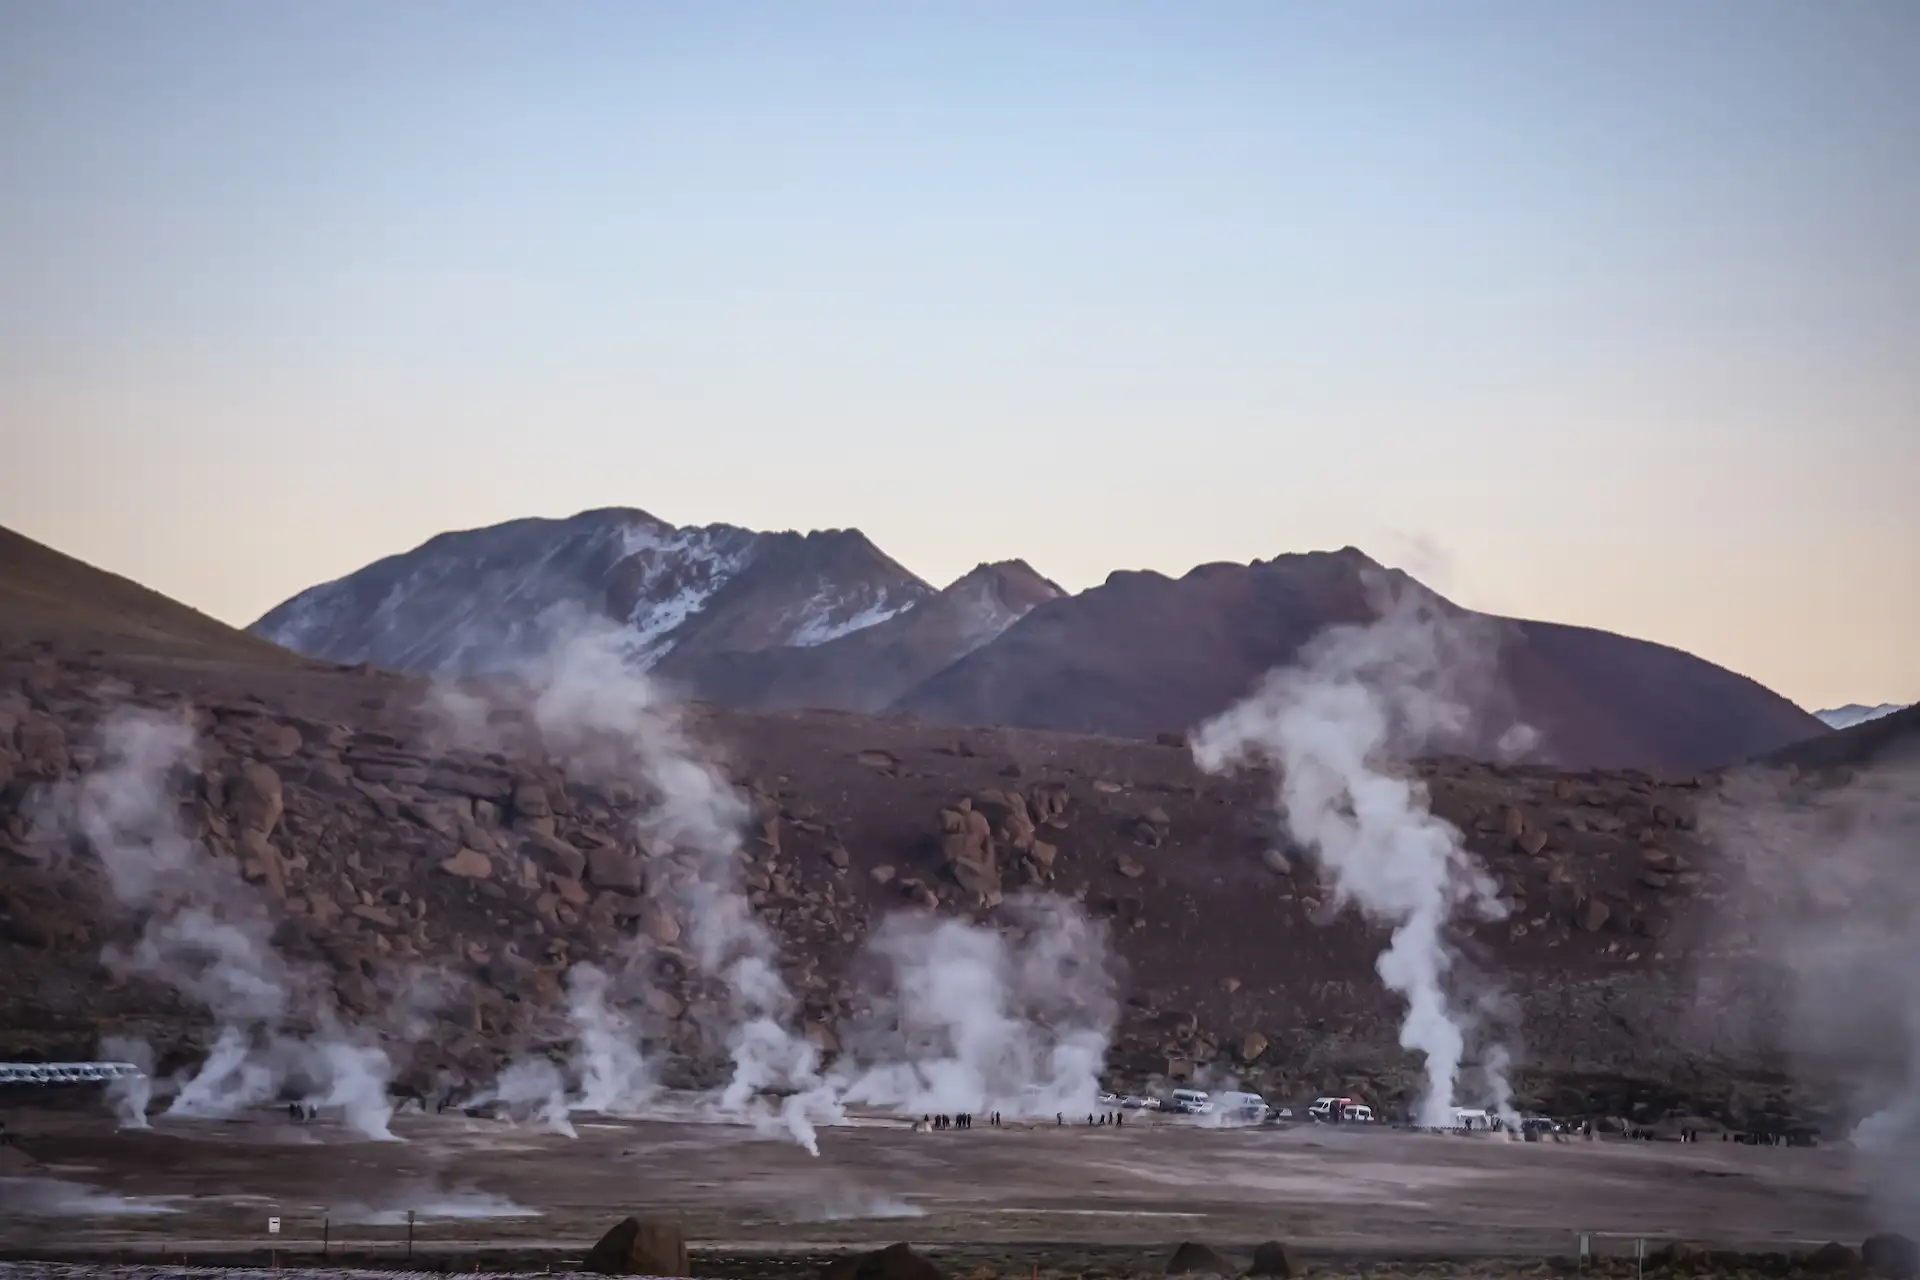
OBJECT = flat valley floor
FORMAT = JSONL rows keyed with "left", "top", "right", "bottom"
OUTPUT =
{"left": 0, "top": 1102, "right": 1871, "bottom": 1275}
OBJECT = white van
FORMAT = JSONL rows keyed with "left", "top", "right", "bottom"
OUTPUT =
{"left": 1169, "top": 1088, "right": 1213, "bottom": 1115}
{"left": 1307, "top": 1096, "right": 1352, "bottom": 1121}
{"left": 1216, "top": 1090, "right": 1270, "bottom": 1122}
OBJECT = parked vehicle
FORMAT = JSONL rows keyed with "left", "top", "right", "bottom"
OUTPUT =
{"left": 1169, "top": 1088, "right": 1214, "bottom": 1115}
{"left": 1216, "top": 1090, "right": 1271, "bottom": 1122}
{"left": 1307, "top": 1096, "right": 1355, "bottom": 1122}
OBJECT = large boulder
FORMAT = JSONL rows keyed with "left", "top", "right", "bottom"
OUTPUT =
{"left": 1865, "top": 1234, "right": 1919, "bottom": 1279}
{"left": 821, "top": 1243, "right": 945, "bottom": 1280}
{"left": 1246, "top": 1242, "right": 1296, "bottom": 1278}
{"left": 586, "top": 842, "right": 644, "bottom": 894}
{"left": 1166, "top": 1242, "right": 1236, "bottom": 1277}
{"left": 229, "top": 761, "right": 284, "bottom": 837}
{"left": 579, "top": 1216, "right": 688, "bottom": 1276}
{"left": 1805, "top": 1243, "right": 1862, "bottom": 1273}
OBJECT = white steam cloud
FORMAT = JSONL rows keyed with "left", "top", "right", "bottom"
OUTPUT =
{"left": 1697, "top": 759, "right": 1920, "bottom": 1227}
{"left": 438, "top": 620, "right": 838, "bottom": 1153}
{"left": 1191, "top": 573, "right": 1519, "bottom": 1127}
{"left": 831, "top": 897, "right": 1117, "bottom": 1117}
{"left": 99, "top": 1035, "right": 156, "bottom": 1130}
{"left": 566, "top": 962, "right": 658, "bottom": 1115}
{"left": 34, "top": 710, "right": 399, "bottom": 1140}
{"left": 435, "top": 613, "right": 1119, "bottom": 1150}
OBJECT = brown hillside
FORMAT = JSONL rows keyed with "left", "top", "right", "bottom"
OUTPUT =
{"left": 0, "top": 524, "right": 304, "bottom": 666}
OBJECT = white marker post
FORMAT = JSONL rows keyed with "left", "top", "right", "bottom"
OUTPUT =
{"left": 268, "top": 1216, "right": 281, "bottom": 1271}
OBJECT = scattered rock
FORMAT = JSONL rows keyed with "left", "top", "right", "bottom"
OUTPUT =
{"left": 229, "top": 761, "right": 285, "bottom": 837}
{"left": 512, "top": 780, "right": 552, "bottom": 821}
{"left": 1238, "top": 1032, "right": 1268, "bottom": 1063}
{"left": 871, "top": 865, "right": 896, "bottom": 885}
{"left": 254, "top": 721, "right": 304, "bottom": 759}
{"left": 639, "top": 902, "right": 682, "bottom": 946}
{"left": 438, "top": 847, "right": 493, "bottom": 880}
{"left": 1579, "top": 896, "right": 1612, "bottom": 933}
{"left": 822, "top": 1242, "right": 946, "bottom": 1280}
{"left": 1165, "top": 1242, "right": 1236, "bottom": 1277}
{"left": 1865, "top": 1234, "right": 1919, "bottom": 1280}
{"left": 15, "top": 713, "right": 70, "bottom": 778}
{"left": 1805, "top": 1242, "right": 1862, "bottom": 1274}
{"left": 1116, "top": 853, "right": 1146, "bottom": 879}
{"left": 856, "top": 749, "right": 899, "bottom": 770}
{"left": 586, "top": 843, "right": 644, "bottom": 894}
{"left": 579, "top": 1216, "right": 689, "bottom": 1276}
{"left": 1246, "top": 1241, "right": 1296, "bottom": 1278}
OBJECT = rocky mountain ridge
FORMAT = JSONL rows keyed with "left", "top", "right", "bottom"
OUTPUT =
{"left": 1816, "top": 703, "right": 1910, "bottom": 731}
{"left": 249, "top": 514, "right": 1825, "bottom": 775}
{"left": 253, "top": 508, "right": 940, "bottom": 678}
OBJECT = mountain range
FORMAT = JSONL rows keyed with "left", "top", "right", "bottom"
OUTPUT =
{"left": 1813, "top": 702, "right": 1910, "bottom": 731}
{"left": 247, "top": 508, "right": 1828, "bottom": 775}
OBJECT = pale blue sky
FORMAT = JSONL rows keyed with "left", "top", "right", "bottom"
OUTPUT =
{"left": 3, "top": 1, "right": 1916, "bottom": 708}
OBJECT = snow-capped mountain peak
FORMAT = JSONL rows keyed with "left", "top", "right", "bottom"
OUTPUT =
{"left": 250, "top": 508, "right": 934, "bottom": 677}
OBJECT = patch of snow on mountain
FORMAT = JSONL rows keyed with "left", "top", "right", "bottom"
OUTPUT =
{"left": 614, "top": 526, "right": 761, "bottom": 665}
{"left": 1815, "top": 703, "right": 1910, "bottom": 730}
{"left": 786, "top": 593, "right": 920, "bottom": 647}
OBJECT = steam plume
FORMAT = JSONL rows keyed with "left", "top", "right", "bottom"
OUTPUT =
{"left": 566, "top": 962, "right": 658, "bottom": 1115}
{"left": 1697, "top": 760, "right": 1920, "bottom": 1227}
{"left": 1190, "top": 573, "right": 1518, "bottom": 1126}
{"left": 34, "top": 709, "right": 398, "bottom": 1140}
{"left": 831, "top": 896, "right": 1117, "bottom": 1117}
{"left": 99, "top": 1035, "right": 155, "bottom": 1129}
{"left": 439, "top": 614, "right": 1120, "bottom": 1148}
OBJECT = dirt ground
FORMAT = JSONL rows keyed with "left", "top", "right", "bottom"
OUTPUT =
{"left": 0, "top": 1098, "right": 1870, "bottom": 1273}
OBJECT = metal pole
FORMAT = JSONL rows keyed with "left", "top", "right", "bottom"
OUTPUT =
{"left": 407, "top": 1208, "right": 415, "bottom": 1260}
{"left": 324, "top": 1216, "right": 330, "bottom": 1259}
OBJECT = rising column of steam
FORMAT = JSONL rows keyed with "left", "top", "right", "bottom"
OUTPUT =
{"left": 456, "top": 619, "right": 840, "bottom": 1152}
{"left": 444, "top": 613, "right": 1122, "bottom": 1144}
{"left": 32, "top": 710, "right": 401, "bottom": 1140}
{"left": 1190, "top": 574, "right": 1519, "bottom": 1127}
{"left": 829, "top": 895, "right": 1119, "bottom": 1117}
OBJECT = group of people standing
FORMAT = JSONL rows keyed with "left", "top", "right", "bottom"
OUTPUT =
{"left": 924, "top": 1112, "right": 998, "bottom": 1129}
